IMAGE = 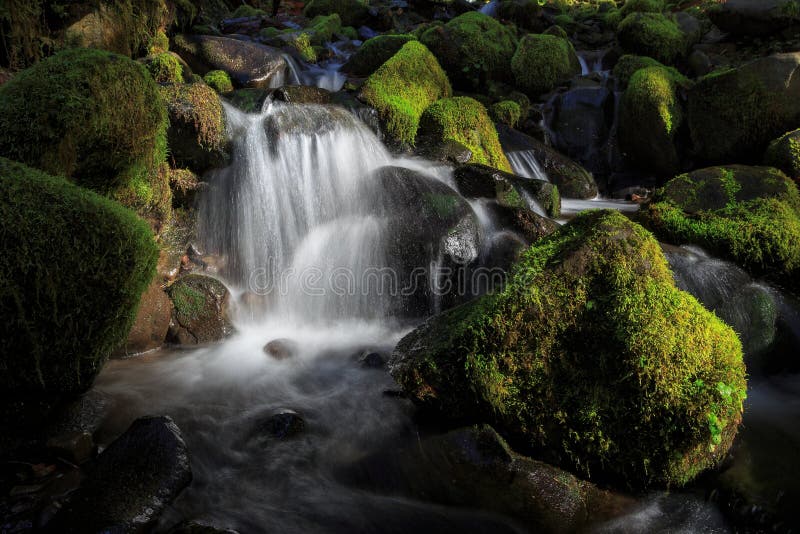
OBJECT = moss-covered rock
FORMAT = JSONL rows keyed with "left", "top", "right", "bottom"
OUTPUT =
{"left": 620, "top": 0, "right": 664, "bottom": 15}
{"left": 619, "top": 66, "right": 691, "bottom": 177}
{"left": 611, "top": 54, "right": 674, "bottom": 89}
{"left": 148, "top": 30, "right": 170, "bottom": 55}
{"left": 420, "top": 12, "right": 518, "bottom": 90}
{"left": 765, "top": 129, "right": 800, "bottom": 180}
{"left": 491, "top": 100, "right": 522, "bottom": 128}
{"left": 496, "top": 0, "right": 546, "bottom": 32}
{"left": 617, "top": 12, "right": 688, "bottom": 65}
{"left": 390, "top": 210, "right": 746, "bottom": 489}
{"left": 302, "top": 0, "right": 369, "bottom": 27}
{"left": 167, "top": 274, "right": 233, "bottom": 345}
{"left": 511, "top": 33, "right": 581, "bottom": 97}
{"left": 203, "top": 69, "right": 233, "bottom": 93}
{"left": 304, "top": 14, "right": 342, "bottom": 45}
{"left": 0, "top": 158, "right": 158, "bottom": 397}
{"left": 640, "top": 165, "right": 800, "bottom": 281}
{"left": 709, "top": 0, "right": 800, "bottom": 37}
{"left": 454, "top": 163, "right": 560, "bottom": 218}
{"left": 687, "top": 53, "right": 800, "bottom": 165}
{"left": 231, "top": 4, "right": 267, "bottom": 18}
{"left": 160, "top": 82, "right": 229, "bottom": 173}
{"left": 358, "top": 41, "right": 452, "bottom": 146}
{"left": 419, "top": 97, "right": 511, "bottom": 172}
{"left": 343, "top": 34, "right": 417, "bottom": 76}
{"left": 147, "top": 52, "right": 185, "bottom": 84}
{"left": 226, "top": 87, "right": 269, "bottom": 113}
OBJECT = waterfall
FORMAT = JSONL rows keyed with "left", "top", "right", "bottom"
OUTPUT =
{"left": 507, "top": 150, "right": 549, "bottom": 182}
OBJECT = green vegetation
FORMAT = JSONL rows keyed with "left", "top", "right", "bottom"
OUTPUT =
{"left": 203, "top": 69, "right": 234, "bottom": 93}
{"left": 359, "top": 41, "right": 452, "bottom": 146}
{"left": 620, "top": 0, "right": 664, "bottom": 15}
{"left": 306, "top": 14, "right": 342, "bottom": 45}
{"left": 147, "top": 52, "right": 185, "bottom": 84}
{"left": 231, "top": 4, "right": 266, "bottom": 17}
{"left": 288, "top": 32, "right": 318, "bottom": 63}
{"left": 491, "top": 100, "right": 522, "bottom": 128}
{"left": 765, "top": 129, "right": 800, "bottom": 180}
{"left": 391, "top": 210, "right": 746, "bottom": 489}
{"left": 303, "top": 0, "right": 369, "bottom": 27}
{"left": 640, "top": 165, "right": 800, "bottom": 281}
{"left": 612, "top": 54, "right": 679, "bottom": 88}
{"left": 344, "top": 34, "right": 417, "bottom": 76}
{"left": 617, "top": 12, "right": 687, "bottom": 65}
{"left": 0, "top": 158, "right": 158, "bottom": 396}
{"left": 148, "top": 30, "right": 170, "bottom": 55}
{"left": 511, "top": 33, "right": 581, "bottom": 97}
{"left": 496, "top": 0, "right": 544, "bottom": 31}
{"left": 420, "top": 11, "right": 518, "bottom": 90}
{"left": 419, "top": 97, "right": 512, "bottom": 172}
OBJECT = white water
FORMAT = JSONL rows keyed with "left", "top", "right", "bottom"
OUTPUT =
{"left": 559, "top": 195, "right": 639, "bottom": 219}
{"left": 577, "top": 51, "right": 605, "bottom": 76}
{"left": 506, "top": 150, "right": 549, "bottom": 182}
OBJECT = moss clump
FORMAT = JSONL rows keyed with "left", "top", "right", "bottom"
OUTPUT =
{"left": 0, "top": 48, "right": 168, "bottom": 217}
{"left": 390, "top": 210, "right": 746, "bottom": 489}
{"left": 306, "top": 14, "right": 342, "bottom": 45}
{"left": 491, "top": 100, "right": 522, "bottom": 128}
{"left": 148, "top": 30, "right": 170, "bottom": 55}
{"left": 287, "top": 32, "right": 318, "bottom": 62}
{"left": 619, "top": 66, "right": 691, "bottom": 176}
{"left": 419, "top": 97, "right": 512, "bottom": 172}
{"left": 0, "top": 158, "right": 158, "bottom": 396}
{"left": 617, "top": 12, "right": 687, "bottom": 65}
{"left": 359, "top": 41, "right": 452, "bottom": 146}
{"left": 303, "top": 0, "right": 368, "bottom": 27}
{"left": 420, "top": 11, "right": 518, "bottom": 90}
{"left": 640, "top": 165, "right": 800, "bottom": 281}
{"left": 765, "top": 129, "right": 800, "bottom": 180}
{"left": 231, "top": 4, "right": 266, "bottom": 17}
{"left": 147, "top": 52, "right": 185, "bottom": 84}
{"left": 343, "top": 34, "right": 417, "bottom": 76}
{"left": 511, "top": 33, "right": 581, "bottom": 97}
{"left": 612, "top": 54, "right": 678, "bottom": 89}
{"left": 159, "top": 82, "right": 229, "bottom": 173}
{"left": 620, "top": 0, "right": 663, "bottom": 15}
{"left": 203, "top": 69, "right": 233, "bottom": 93}
{"left": 496, "top": 0, "right": 545, "bottom": 32}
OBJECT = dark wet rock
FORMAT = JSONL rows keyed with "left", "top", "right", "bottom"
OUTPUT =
{"left": 168, "top": 520, "right": 240, "bottom": 534}
{"left": 225, "top": 88, "right": 270, "bottom": 113}
{"left": 341, "top": 425, "right": 632, "bottom": 532}
{"left": 172, "top": 34, "right": 287, "bottom": 88}
{"left": 46, "top": 390, "right": 112, "bottom": 438}
{"left": 263, "top": 338, "right": 299, "bottom": 360}
{"left": 414, "top": 136, "right": 473, "bottom": 164}
{"left": 271, "top": 85, "right": 331, "bottom": 105}
{"left": 46, "top": 431, "right": 94, "bottom": 464}
{"left": 117, "top": 279, "right": 172, "bottom": 356}
{"left": 497, "top": 124, "right": 598, "bottom": 199}
{"left": 264, "top": 104, "right": 358, "bottom": 141}
{"left": 453, "top": 163, "right": 560, "bottom": 218}
{"left": 251, "top": 409, "right": 305, "bottom": 440}
{"left": 360, "top": 352, "right": 386, "bottom": 368}
{"left": 52, "top": 416, "right": 192, "bottom": 533}
{"left": 765, "top": 128, "right": 800, "bottom": 180}
{"left": 486, "top": 203, "right": 559, "bottom": 243}
{"left": 687, "top": 49, "right": 713, "bottom": 77}
{"left": 167, "top": 274, "right": 234, "bottom": 345}
{"left": 710, "top": 0, "right": 800, "bottom": 37}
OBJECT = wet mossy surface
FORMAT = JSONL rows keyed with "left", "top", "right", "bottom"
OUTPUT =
{"left": 391, "top": 210, "right": 746, "bottom": 489}
{"left": 343, "top": 34, "right": 417, "bottom": 76}
{"left": 511, "top": 33, "right": 581, "bottom": 97}
{"left": 302, "top": 0, "right": 369, "bottom": 27}
{"left": 617, "top": 12, "right": 688, "bottom": 65}
{"left": 147, "top": 52, "right": 185, "bottom": 84}
{"left": 0, "top": 158, "right": 158, "bottom": 397}
{"left": 203, "top": 69, "right": 233, "bottom": 93}
{"left": 765, "top": 129, "right": 800, "bottom": 181}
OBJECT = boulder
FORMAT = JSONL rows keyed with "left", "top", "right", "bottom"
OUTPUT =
{"left": 172, "top": 34, "right": 287, "bottom": 89}
{"left": 52, "top": 416, "right": 192, "bottom": 532}
{"left": 511, "top": 33, "right": 581, "bottom": 97}
{"left": 167, "top": 274, "right": 234, "bottom": 345}
{"left": 390, "top": 210, "right": 746, "bottom": 488}
{"left": 303, "top": 0, "right": 370, "bottom": 27}
{"left": 271, "top": 85, "right": 331, "bottom": 104}
{"left": 617, "top": 12, "right": 688, "bottom": 65}
{"left": 710, "top": 0, "right": 800, "bottom": 37}
{"left": 145, "top": 52, "right": 187, "bottom": 84}
{"left": 263, "top": 338, "right": 299, "bottom": 360}
{"left": 765, "top": 129, "right": 800, "bottom": 181}
{"left": 486, "top": 203, "right": 559, "bottom": 243}
{"left": 496, "top": 0, "right": 546, "bottom": 32}
{"left": 414, "top": 137, "right": 473, "bottom": 164}
{"left": 63, "top": 2, "right": 169, "bottom": 57}
{"left": 549, "top": 84, "right": 614, "bottom": 174}
{"left": 117, "top": 278, "right": 172, "bottom": 356}
{"left": 453, "top": 163, "right": 560, "bottom": 218}
{"left": 226, "top": 88, "right": 270, "bottom": 113}
{"left": 250, "top": 409, "right": 305, "bottom": 440}
{"left": 343, "top": 34, "right": 416, "bottom": 76}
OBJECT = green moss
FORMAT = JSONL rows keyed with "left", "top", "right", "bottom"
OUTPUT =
{"left": 511, "top": 33, "right": 581, "bottom": 97}
{"left": 491, "top": 100, "right": 522, "bottom": 128}
{"left": 420, "top": 11, "right": 518, "bottom": 90}
{"left": 170, "top": 281, "right": 206, "bottom": 319}
{"left": 287, "top": 32, "right": 318, "bottom": 62}
{"left": 617, "top": 12, "right": 687, "bottom": 65}
{"left": 0, "top": 158, "right": 158, "bottom": 396}
{"left": 612, "top": 54, "right": 680, "bottom": 88}
{"left": 640, "top": 165, "right": 800, "bottom": 280}
{"left": 391, "top": 210, "right": 746, "bottom": 489}
{"left": 344, "top": 34, "right": 417, "bottom": 76}
{"left": 340, "top": 26, "right": 358, "bottom": 40}
{"left": 148, "top": 30, "right": 170, "bottom": 55}
{"left": 0, "top": 48, "right": 168, "bottom": 213}
{"left": 306, "top": 14, "right": 342, "bottom": 45}
{"left": 420, "top": 97, "right": 512, "bottom": 172}
{"left": 619, "top": 66, "right": 691, "bottom": 176}
{"left": 231, "top": 4, "right": 266, "bottom": 17}
{"left": 303, "top": 0, "right": 368, "bottom": 27}
{"left": 359, "top": 41, "right": 452, "bottom": 146}
{"left": 620, "top": 0, "right": 664, "bottom": 15}
{"left": 203, "top": 69, "right": 234, "bottom": 93}
{"left": 765, "top": 129, "right": 800, "bottom": 180}
{"left": 496, "top": 0, "right": 544, "bottom": 31}
{"left": 147, "top": 52, "right": 185, "bottom": 84}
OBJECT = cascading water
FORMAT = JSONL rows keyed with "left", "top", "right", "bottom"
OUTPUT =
{"left": 507, "top": 150, "right": 549, "bottom": 182}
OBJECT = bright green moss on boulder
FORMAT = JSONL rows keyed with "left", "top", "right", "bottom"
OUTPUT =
{"left": 620, "top": 0, "right": 664, "bottom": 15}
{"left": 617, "top": 12, "right": 687, "bottom": 65}
{"left": 420, "top": 12, "right": 518, "bottom": 90}
{"left": 343, "top": 34, "right": 417, "bottom": 76}
{"left": 612, "top": 54, "right": 677, "bottom": 88}
{"left": 419, "top": 97, "right": 512, "bottom": 172}
{"left": 0, "top": 158, "right": 158, "bottom": 396}
{"left": 306, "top": 14, "right": 342, "bottom": 45}
{"left": 491, "top": 100, "right": 522, "bottom": 128}
{"left": 359, "top": 41, "right": 452, "bottom": 146}
{"left": 203, "top": 69, "right": 233, "bottom": 93}
{"left": 640, "top": 165, "right": 800, "bottom": 280}
{"left": 147, "top": 52, "right": 185, "bottom": 84}
{"left": 303, "top": 0, "right": 369, "bottom": 27}
{"left": 619, "top": 66, "right": 691, "bottom": 177}
{"left": 390, "top": 210, "right": 746, "bottom": 489}
{"left": 0, "top": 48, "right": 167, "bottom": 199}
{"left": 511, "top": 33, "right": 581, "bottom": 97}
{"left": 765, "top": 129, "right": 800, "bottom": 180}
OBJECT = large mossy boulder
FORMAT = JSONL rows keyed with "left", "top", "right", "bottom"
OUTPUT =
{"left": 390, "top": 210, "right": 746, "bottom": 488}
{"left": 765, "top": 129, "right": 800, "bottom": 181}
{"left": 418, "top": 97, "right": 511, "bottom": 172}
{"left": 510, "top": 33, "right": 581, "bottom": 97}
{"left": 687, "top": 53, "right": 800, "bottom": 165}
{"left": 619, "top": 66, "right": 691, "bottom": 177}
{"left": 358, "top": 41, "right": 451, "bottom": 146}
{"left": 640, "top": 165, "right": 800, "bottom": 283}
{"left": 160, "top": 82, "right": 229, "bottom": 174}
{"left": 0, "top": 48, "right": 168, "bottom": 217}
{"left": 710, "top": 0, "right": 800, "bottom": 37}
{"left": 617, "top": 12, "right": 688, "bottom": 65}
{"left": 0, "top": 158, "right": 158, "bottom": 397}
{"left": 496, "top": 0, "right": 546, "bottom": 32}
{"left": 612, "top": 54, "right": 676, "bottom": 89}
{"left": 419, "top": 12, "right": 518, "bottom": 90}
{"left": 343, "top": 34, "right": 417, "bottom": 76}
{"left": 302, "top": 0, "right": 369, "bottom": 27}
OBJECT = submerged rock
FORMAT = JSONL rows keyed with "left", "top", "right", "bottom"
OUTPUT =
{"left": 263, "top": 338, "right": 299, "bottom": 360}
{"left": 271, "top": 85, "right": 331, "bottom": 105}
{"left": 251, "top": 409, "right": 305, "bottom": 440}
{"left": 167, "top": 274, "right": 234, "bottom": 345}
{"left": 52, "top": 416, "right": 192, "bottom": 532}
{"left": 390, "top": 210, "right": 746, "bottom": 488}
